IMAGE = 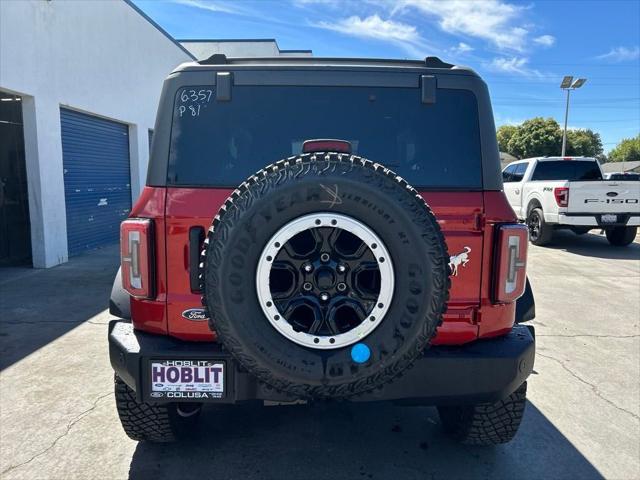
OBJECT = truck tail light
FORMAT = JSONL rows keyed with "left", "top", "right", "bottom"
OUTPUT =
{"left": 120, "top": 218, "right": 154, "bottom": 298}
{"left": 493, "top": 224, "right": 528, "bottom": 303}
{"left": 554, "top": 187, "right": 569, "bottom": 207}
{"left": 302, "top": 139, "right": 352, "bottom": 154}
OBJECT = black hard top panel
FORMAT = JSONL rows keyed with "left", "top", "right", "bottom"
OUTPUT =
{"left": 147, "top": 56, "right": 501, "bottom": 190}
{"left": 172, "top": 55, "right": 479, "bottom": 77}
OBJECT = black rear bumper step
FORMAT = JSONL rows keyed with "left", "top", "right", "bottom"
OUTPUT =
{"left": 109, "top": 320, "right": 534, "bottom": 406}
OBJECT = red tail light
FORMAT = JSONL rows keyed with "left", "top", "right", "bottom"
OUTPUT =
{"left": 493, "top": 224, "right": 528, "bottom": 303}
{"left": 120, "top": 218, "right": 154, "bottom": 298}
{"left": 554, "top": 187, "right": 569, "bottom": 207}
{"left": 302, "top": 139, "right": 352, "bottom": 154}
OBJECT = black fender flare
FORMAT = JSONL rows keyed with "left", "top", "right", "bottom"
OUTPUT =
{"left": 515, "top": 277, "right": 535, "bottom": 323}
{"left": 109, "top": 268, "right": 131, "bottom": 320}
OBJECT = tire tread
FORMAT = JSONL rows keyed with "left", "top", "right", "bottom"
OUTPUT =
{"left": 114, "top": 375, "right": 178, "bottom": 443}
{"left": 438, "top": 382, "right": 527, "bottom": 445}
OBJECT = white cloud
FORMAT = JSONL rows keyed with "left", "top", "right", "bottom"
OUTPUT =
{"left": 318, "top": 15, "right": 419, "bottom": 42}
{"left": 315, "top": 15, "right": 429, "bottom": 56}
{"left": 172, "top": 0, "right": 244, "bottom": 15}
{"left": 486, "top": 56, "right": 544, "bottom": 78}
{"left": 489, "top": 56, "right": 527, "bottom": 73}
{"left": 393, "top": 0, "right": 529, "bottom": 51}
{"left": 533, "top": 35, "right": 555, "bottom": 47}
{"left": 451, "top": 42, "right": 474, "bottom": 54}
{"left": 496, "top": 117, "right": 525, "bottom": 127}
{"left": 596, "top": 46, "right": 640, "bottom": 62}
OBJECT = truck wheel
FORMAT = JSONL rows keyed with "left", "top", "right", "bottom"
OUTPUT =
{"left": 527, "top": 208, "right": 553, "bottom": 246}
{"left": 437, "top": 382, "right": 527, "bottom": 445}
{"left": 201, "top": 153, "right": 450, "bottom": 399}
{"left": 605, "top": 226, "right": 637, "bottom": 246}
{"left": 114, "top": 375, "right": 201, "bottom": 442}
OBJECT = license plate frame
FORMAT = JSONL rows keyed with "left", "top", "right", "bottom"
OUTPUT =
{"left": 601, "top": 214, "right": 618, "bottom": 223}
{"left": 147, "top": 359, "right": 225, "bottom": 401}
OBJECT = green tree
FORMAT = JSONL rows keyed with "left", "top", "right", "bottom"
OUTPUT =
{"left": 497, "top": 125, "right": 518, "bottom": 154}
{"left": 566, "top": 129, "right": 603, "bottom": 157}
{"left": 507, "top": 117, "right": 563, "bottom": 159}
{"left": 608, "top": 134, "right": 640, "bottom": 162}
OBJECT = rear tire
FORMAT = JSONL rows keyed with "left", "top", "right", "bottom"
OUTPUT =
{"left": 438, "top": 382, "right": 527, "bottom": 446}
{"left": 605, "top": 226, "right": 637, "bottom": 246}
{"left": 114, "top": 374, "right": 201, "bottom": 442}
{"left": 527, "top": 208, "right": 553, "bottom": 246}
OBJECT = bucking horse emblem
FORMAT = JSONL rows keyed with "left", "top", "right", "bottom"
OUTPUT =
{"left": 449, "top": 246, "right": 471, "bottom": 276}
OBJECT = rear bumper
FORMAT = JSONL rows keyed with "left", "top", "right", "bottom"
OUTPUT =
{"left": 546, "top": 212, "right": 640, "bottom": 227}
{"left": 109, "top": 320, "right": 535, "bottom": 406}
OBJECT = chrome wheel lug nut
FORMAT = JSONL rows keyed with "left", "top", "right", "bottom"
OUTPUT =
{"left": 303, "top": 282, "right": 313, "bottom": 291}
{"left": 320, "top": 292, "right": 330, "bottom": 302}
{"left": 337, "top": 282, "right": 347, "bottom": 292}
{"left": 303, "top": 263, "right": 313, "bottom": 273}
{"left": 320, "top": 253, "right": 330, "bottom": 263}
{"left": 337, "top": 264, "right": 346, "bottom": 273}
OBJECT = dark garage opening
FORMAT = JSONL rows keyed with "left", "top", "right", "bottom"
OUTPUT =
{"left": 0, "top": 91, "right": 31, "bottom": 267}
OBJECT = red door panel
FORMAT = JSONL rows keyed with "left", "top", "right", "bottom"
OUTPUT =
{"left": 421, "top": 192, "right": 484, "bottom": 344}
{"left": 165, "top": 188, "right": 233, "bottom": 341}
{"left": 421, "top": 192, "right": 483, "bottom": 304}
{"left": 163, "top": 188, "right": 486, "bottom": 343}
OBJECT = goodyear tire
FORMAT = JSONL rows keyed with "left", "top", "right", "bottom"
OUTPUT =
{"left": 201, "top": 153, "right": 450, "bottom": 398}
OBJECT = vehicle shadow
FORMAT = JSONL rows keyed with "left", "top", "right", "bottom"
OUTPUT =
{"left": 0, "top": 245, "right": 119, "bottom": 370}
{"left": 128, "top": 401, "right": 603, "bottom": 480}
{"left": 540, "top": 230, "right": 640, "bottom": 260}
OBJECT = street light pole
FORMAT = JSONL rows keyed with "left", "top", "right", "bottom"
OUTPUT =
{"left": 561, "top": 88, "right": 571, "bottom": 156}
{"left": 559, "top": 76, "right": 587, "bottom": 157}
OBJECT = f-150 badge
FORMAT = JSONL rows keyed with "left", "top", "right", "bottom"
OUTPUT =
{"left": 449, "top": 247, "right": 471, "bottom": 276}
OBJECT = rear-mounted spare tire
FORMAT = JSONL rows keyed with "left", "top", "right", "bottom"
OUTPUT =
{"left": 201, "top": 153, "right": 450, "bottom": 398}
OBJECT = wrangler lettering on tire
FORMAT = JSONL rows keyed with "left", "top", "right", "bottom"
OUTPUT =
{"left": 200, "top": 153, "right": 450, "bottom": 398}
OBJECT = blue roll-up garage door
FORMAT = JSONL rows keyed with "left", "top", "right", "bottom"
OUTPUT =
{"left": 61, "top": 108, "right": 131, "bottom": 256}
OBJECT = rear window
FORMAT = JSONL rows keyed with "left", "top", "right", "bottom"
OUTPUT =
{"left": 168, "top": 85, "right": 482, "bottom": 188}
{"left": 531, "top": 160, "right": 603, "bottom": 181}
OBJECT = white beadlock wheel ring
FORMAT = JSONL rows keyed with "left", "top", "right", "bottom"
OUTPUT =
{"left": 256, "top": 213, "right": 394, "bottom": 350}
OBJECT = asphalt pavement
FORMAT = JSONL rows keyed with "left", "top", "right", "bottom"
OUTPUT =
{"left": 1, "top": 231, "right": 638, "bottom": 480}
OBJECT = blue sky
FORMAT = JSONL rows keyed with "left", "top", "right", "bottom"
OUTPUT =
{"left": 134, "top": 0, "right": 640, "bottom": 153}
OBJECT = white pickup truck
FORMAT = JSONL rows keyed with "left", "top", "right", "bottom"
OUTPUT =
{"left": 502, "top": 157, "right": 640, "bottom": 246}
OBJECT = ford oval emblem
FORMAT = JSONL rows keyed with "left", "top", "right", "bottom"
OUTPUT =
{"left": 181, "top": 308, "right": 209, "bottom": 321}
{"left": 606, "top": 191, "right": 618, "bottom": 197}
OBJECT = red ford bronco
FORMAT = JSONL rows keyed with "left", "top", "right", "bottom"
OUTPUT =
{"left": 108, "top": 55, "right": 535, "bottom": 445}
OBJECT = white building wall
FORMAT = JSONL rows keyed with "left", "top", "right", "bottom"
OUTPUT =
{"left": 180, "top": 40, "right": 280, "bottom": 60}
{"left": 0, "top": 0, "right": 192, "bottom": 267}
{"left": 180, "top": 40, "right": 313, "bottom": 60}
